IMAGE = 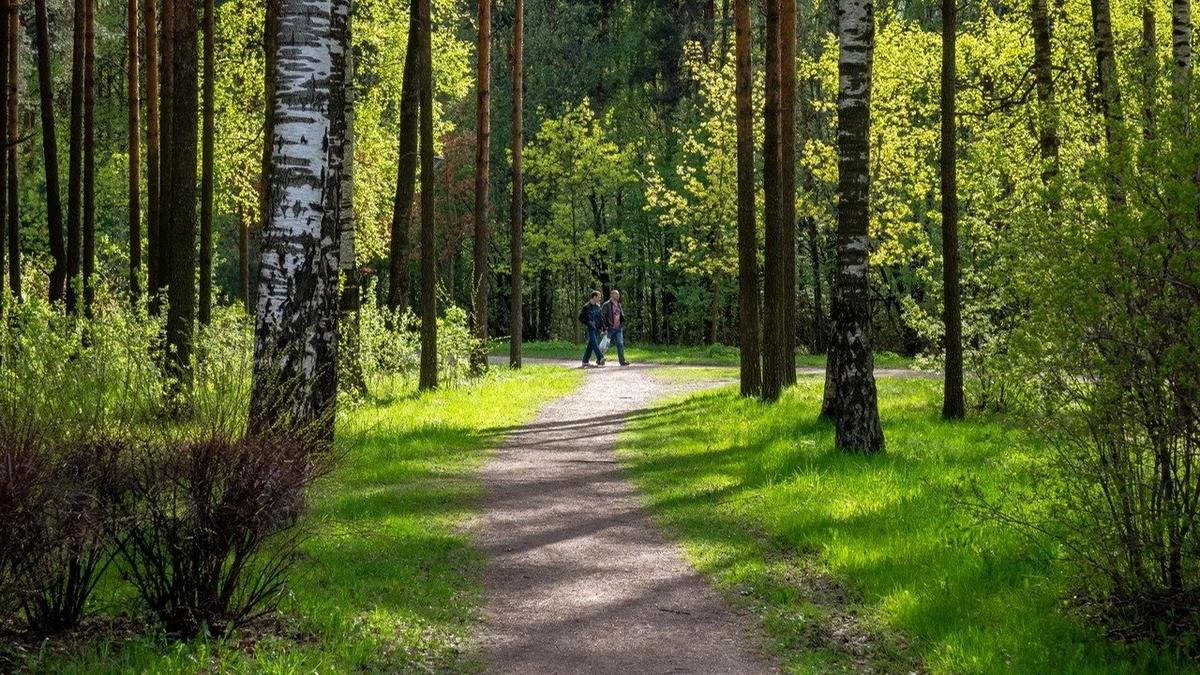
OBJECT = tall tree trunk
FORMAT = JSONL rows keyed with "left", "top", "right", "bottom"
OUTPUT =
{"left": 779, "top": 0, "right": 797, "bottom": 387}
{"left": 509, "top": 0, "right": 523, "bottom": 369}
{"left": 941, "top": 0, "right": 964, "bottom": 419}
{"left": 65, "top": 0, "right": 82, "bottom": 313}
{"left": 417, "top": 0, "right": 437, "bottom": 391}
{"left": 832, "top": 0, "right": 884, "bottom": 453}
{"left": 83, "top": 0, "right": 95, "bottom": 316}
{"left": 1137, "top": 2, "right": 1157, "bottom": 143}
{"left": 238, "top": 208, "right": 249, "bottom": 311}
{"left": 388, "top": 2, "right": 420, "bottom": 312}
{"left": 258, "top": 0, "right": 278, "bottom": 297}
{"left": 1031, "top": 0, "right": 1058, "bottom": 188}
{"left": 6, "top": 0, "right": 18, "bottom": 299}
{"left": 472, "top": 0, "right": 491, "bottom": 371}
{"left": 199, "top": 0, "right": 215, "bottom": 325}
{"left": 734, "top": 0, "right": 760, "bottom": 396}
{"left": 760, "top": 0, "right": 784, "bottom": 401}
{"left": 1174, "top": 0, "right": 1191, "bottom": 99}
{"left": 158, "top": 0, "right": 175, "bottom": 313}
{"left": 250, "top": 0, "right": 349, "bottom": 434}
{"left": 1091, "top": 0, "right": 1127, "bottom": 207}
{"left": 0, "top": 0, "right": 8, "bottom": 296}
{"left": 339, "top": 39, "right": 365, "bottom": 396}
{"left": 144, "top": 0, "right": 160, "bottom": 309}
{"left": 34, "top": 0, "right": 65, "bottom": 303}
{"left": 127, "top": 0, "right": 141, "bottom": 305}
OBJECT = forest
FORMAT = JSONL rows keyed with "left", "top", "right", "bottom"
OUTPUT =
{"left": 0, "top": 0, "right": 1197, "bottom": 669}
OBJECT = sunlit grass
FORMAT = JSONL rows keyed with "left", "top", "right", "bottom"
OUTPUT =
{"left": 618, "top": 375, "right": 1192, "bottom": 674}
{"left": 31, "top": 366, "right": 581, "bottom": 674}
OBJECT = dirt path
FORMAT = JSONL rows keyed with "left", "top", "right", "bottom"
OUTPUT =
{"left": 475, "top": 364, "right": 775, "bottom": 674}
{"left": 488, "top": 354, "right": 928, "bottom": 379}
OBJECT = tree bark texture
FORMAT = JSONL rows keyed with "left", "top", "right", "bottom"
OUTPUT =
{"left": 34, "top": 0, "right": 65, "bottom": 303}
{"left": 200, "top": 0, "right": 215, "bottom": 325}
{"left": 509, "top": 0, "right": 524, "bottom": 369}
{"left": 760, "top": 0, "right": 784, "bottom": 401}
{"left": 941, "top": 0, "right": 964, "bottom": 419}
{"left": 144, "top": 0, "right": 160, "bottom": 307}
{"left": 778, "top": 0, "right": 797, "bottom": 387}
{"left": 735, "top": 0, "right": 760, "bottom": 397}
{"left": 165, "top": 0, "right": 199, "bottom": 384}
{"left": 65, "top": 0, "right": 83, "bottom": 313}
{"left": 472, "top": 0, "right": 492, "bottom": 371}
{"left": 418, "top": 0, "right": 437, "bottom": 391}
{"left": 388, "top": 2, "right": 421, "bottom": 312}
{"left": 127, "top": 0, "right": 141, "bottom": 305}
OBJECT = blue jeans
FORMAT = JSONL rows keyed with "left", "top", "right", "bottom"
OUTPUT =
{"left": 582, "top": 327, "right": 602, "bottom": 364}
{"left": 607, "top": 327, "right": 626, "bottom": 364}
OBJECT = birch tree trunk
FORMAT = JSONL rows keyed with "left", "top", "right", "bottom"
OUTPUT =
{"left": 127, "top": 0, "right": 141, "bottom": 306}
{"left": 6, "top": 0, "right": 18, "bottom": 299}
{"left": 143, "top": 0, "right": 160, "bottom": 308}
{"left": 34, "top": 0, "right": 65, "bottom": 303}
{"left": 832, "top": 0, "right": 884, "bottom": 453}
{"left": 941, "top": 0, "right": 964, "bottom": 419}
{"left": 199, "top": 0, "right": 215, "bottom": 326}
{"left": 735, "top": 0, "right": 761, "bottom": 397}
{"left": 509, "top": 0, "right": 524, "bottom": 369}
{"left": 82, "top": 0, "right": 94, "bottom": 316}
{"left": 418, "top": 0, "right": 438, "bottom": 391}
{"left": 472, "top": 0, "right": 492, "bottom": 372}
{"left": 760, "top": 0, "right": 784, "bottom": 402}
{"left": 65, "top": 0, "right": 83, "bottom": 313}
{"left": 250, "top": 0, "right": 348, "bottom": 434}
{"left": 1139, "top": 2, "right": 1157, "bottom": 140}
{"left": 1173, "top": 0, "right": 1191, "bottom": 99}
{"left": 387, "top": 2, "right": 421, "bottom": 312}
{"left": 339, "top": 44, "right": 367, "bottom": 396}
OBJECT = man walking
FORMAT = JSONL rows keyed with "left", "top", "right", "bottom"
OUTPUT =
{"left": 601, "top": 289, "right": 630, "bottom": 366}
{"left": 579, "top": 290, "right": 604, "bottom": 367}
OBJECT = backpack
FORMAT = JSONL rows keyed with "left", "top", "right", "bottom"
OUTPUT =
{"left": 578, "top": 303, "right": 591, "bottom": 326}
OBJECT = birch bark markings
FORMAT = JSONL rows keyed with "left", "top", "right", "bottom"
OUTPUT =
{"left": 251, "top": 0, "right": 348, "bottom": 431}
{"left": 734, "top": 0, "right": 761, "bottom": 397}
{"left": 34, "top": 0, "right": 65, "bottom": 303}
{"left": 1090, "top": 0, "right": 1127, "bottom": 207}
{"left": 509, "top": 0, "right": 524, "bottom": 369}
{"left": 832, "top": 0, "right": 883, "bottom": 452}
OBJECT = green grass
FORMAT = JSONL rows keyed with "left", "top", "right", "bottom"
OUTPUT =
{"left": 618, "top": 375, "right": 1192, "bottom": 674}
{"left": 491, "top": 339, "right": 914, "bottom": 369}
{"left": 29, "top": 366, "right": 581, "bottom": 674}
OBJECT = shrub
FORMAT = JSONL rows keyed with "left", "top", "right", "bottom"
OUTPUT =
{"left": 356, "top": 288, "right": 480, "bottom": 389}
{"left": 114, "top": 426, "right": 336, "bottom": 637}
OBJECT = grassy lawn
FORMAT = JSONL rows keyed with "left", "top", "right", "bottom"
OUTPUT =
{"left": 618, "top": 375, "right": 1191, "bottom": 674}
{"left": 491, "top": 339, "right": 914, "bottom": 369}
{"left": 28, "top": 366, "right": 581, "bottom": 674}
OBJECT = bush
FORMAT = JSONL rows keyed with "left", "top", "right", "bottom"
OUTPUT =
{"left": 355, "top": 288, "right": 480, "bottom": 389}
{"left": 115, "top": 425, "right": 336, "bottom": 637}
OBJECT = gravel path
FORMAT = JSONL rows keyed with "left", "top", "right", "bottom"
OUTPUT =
{"left": 475, "top": 363, "right": 775, "bottom": 674}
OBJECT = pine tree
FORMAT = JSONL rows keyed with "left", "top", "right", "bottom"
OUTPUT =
{"left": 418, "top": 0, "right": 437, "bottom": 391}
{"left": 33, "top": 0, "right": 65, "bottom": 303}
{"left": 387, "top": 2, "right": 421, "bottom": 312}
{"left": 734, "top": 0, "right": 760, "bottom": 396}
{"left": 472, "top": 0, "right": 492, "bottom": 371}
{"left": 941, "top": 0, "right": 964, "bottom": 419}
{"left": 127, "top": 0, "right": 141, "bottom": 305}
{"left": 509, "top": 0, "right": 524, "bottom": 369}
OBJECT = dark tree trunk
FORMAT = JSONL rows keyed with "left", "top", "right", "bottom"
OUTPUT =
{"left": 779, "top": 0, "right": 797, "bottom": 387}
{"left": 735, "top": 0, "right": 760, "bottom": 396}
{"left": 0, "top": 0, "right": 7, "bottom": 295}
{"left": 34, "top": 0, "right": 65, "bottom": 303}
{"left": 6, "top": 0, "right": 18, "bottom": 299}
{"left": 1031, "top": 0, "right": 1058, "bottom": 187}
{"left": 165, "top": 0, "right": 199, "bottom": 385}
{"left": 339, "top": 37, "right": 364, "bottom": 397}
{"left": 199, "top": 0, "right": 215, "bottom": 325}
{"left": 66, "top": 0, "right": 83, "bottom": 313}
{"left": 258, "top": 0, "right": 277, "bottom": 275}
{"left": 155, "top": 0, "right": 176, "bottom": 316}
{"left": 144, "top": 0, "right": 160, "bottom": 309}
{"left": 509, "top": 0, "right": 523, "bottom": 369}
{"left": 941, "top": 0, "right": 964, "bottom": 419}
{"left": 832, "top": 0, "right": 884, "bottom": 453}
{"left": 1091, "top": 0, "right": 1127, "bottom": 208}
{"left": 760, "top": 0, "right": 784, "bottom": 401}
{"left": 388, "top": 1, "right": 420, "bottom": 312}
{"left": 418, "top": 0, "right": 437, "bottom": 390}
{"left": 472, "top": 0, "right": 492, "bottom": 371}
{"left": 1139, "top": 2, "right": 1156, "bottom": 140}
{"left": 238, "top": 208, "right": 249, "bottom": 311}
{"left": 127, "top": 0, "right": 141, "bottom": 306}
{"left": 83, "top": 0, "right": 94, "bottom": 316}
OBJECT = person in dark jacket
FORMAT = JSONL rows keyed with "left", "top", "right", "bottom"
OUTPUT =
{"left": 601, "top": 289, "right": 629, "bottom": 366}
{"left": 579, "top": 290, "right": 604, "bottom": 367}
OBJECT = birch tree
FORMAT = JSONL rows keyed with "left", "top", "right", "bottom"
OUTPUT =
{"left": 250, "top": 0, "right": 350, "bottom": 433}
{"left": 831, "top": 0, "right": 883, "bottom": 452}
{"left": 735, "top": 0, "right": 760, "bottom": 397}
{"left": 509, "top": 0, "right": 524, "bottom": 369}
{"left": 340, "top": 45, "right": 367, "bottom": 396}
{"left": 1091, "top": 0, "right": 1127, "bottom": 208}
